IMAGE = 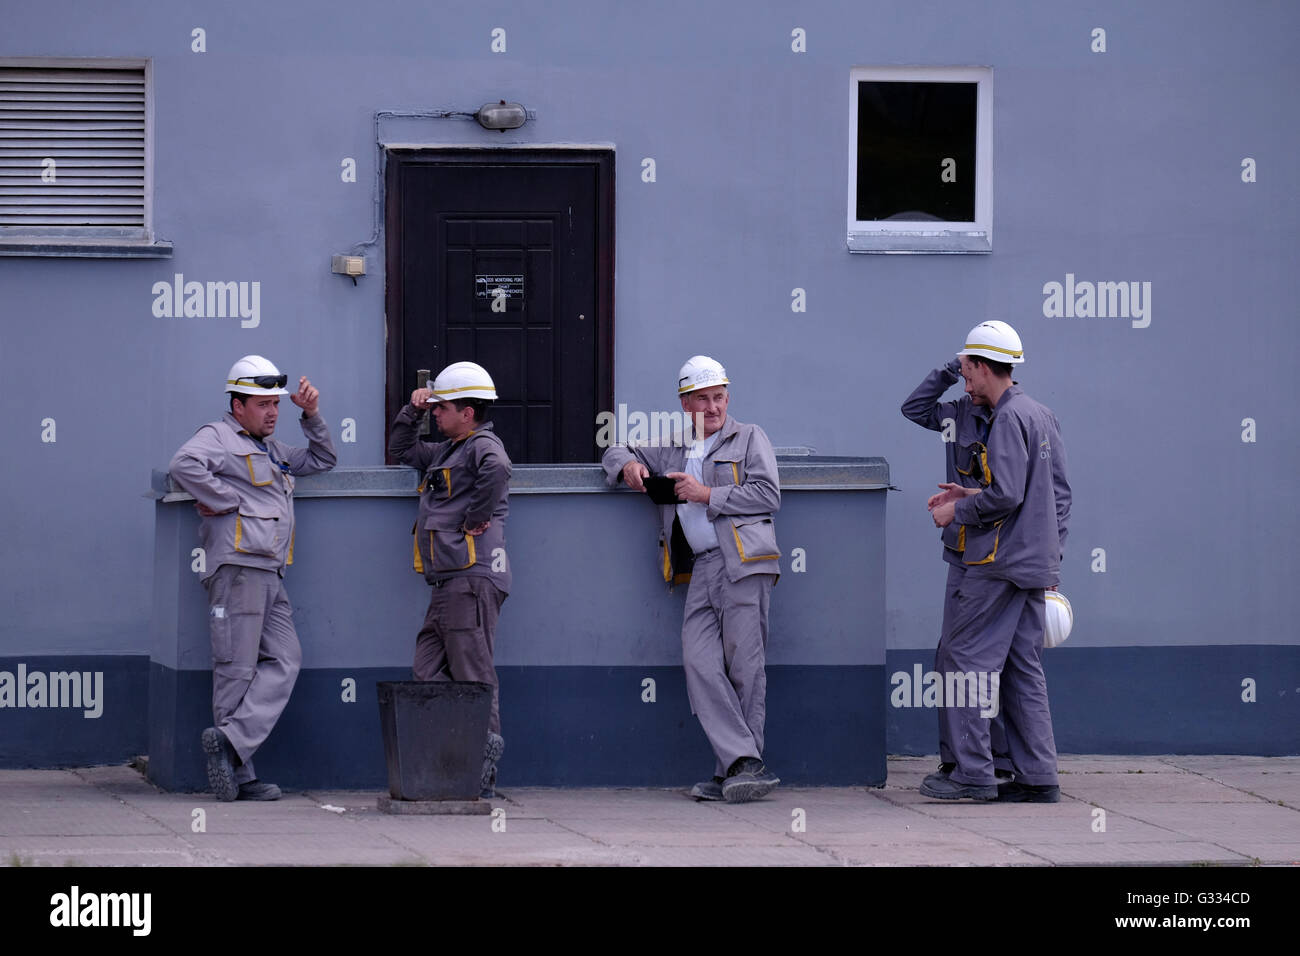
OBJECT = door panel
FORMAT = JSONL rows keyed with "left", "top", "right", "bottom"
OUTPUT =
{"left": 385, "top": 151, "right": 613, "bottom": 464}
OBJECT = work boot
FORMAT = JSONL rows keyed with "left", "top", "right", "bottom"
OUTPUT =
{"left": 997, "top": 781, "right": 1061, "bottom": 803}
{"left": 919, "top": 774, "right": 997, "bottom": 801}
{"left": 200, "top": 727, "right": 240, "bottom": 803}
{"left": 236, "top": 780, "right": 282, "bottom": 801}
{"left": 922, "top": 770, "right": 951, "bottom": 790}
{"left": 933, "top": 762, "right": 1012, "bottom": 784}
{"left": 481, "top": 732, "right": 504, "bottom": 799}
{"left": 689, "top": 776, "right": 725, "bottom": 801}
{"left": 722, "top": 757, "right": 780, "bottom": 804}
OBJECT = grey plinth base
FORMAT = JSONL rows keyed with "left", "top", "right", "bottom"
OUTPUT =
{"left": 377, "top": 795, "right": 494, "bottom": 815}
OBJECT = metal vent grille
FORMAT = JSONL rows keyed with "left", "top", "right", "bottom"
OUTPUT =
{"left": 0, "top": 66, "right": 146, "bottom": 232}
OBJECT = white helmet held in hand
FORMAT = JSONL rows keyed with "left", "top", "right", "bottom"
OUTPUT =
{"left": 1044, "top": 591, "right": 1074, "bottom": 648}
{"left": 226, "top": 355, "right": 289, "bottom": 395}
{"left": 678, "top": 355, "right": 729, "bottom": 394}
{"left": 429, "top": 361, "right": 498, "bottom": 401}
{"left": 957, "top": 321, "right": 1025, "bottom": 365}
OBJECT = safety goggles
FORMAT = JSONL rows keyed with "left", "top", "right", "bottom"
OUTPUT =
{"left": 956, "top": 441, "right": 992, "bottom": 487}
{"left": 229, "top": 374, "right": 287, "bottom": 390}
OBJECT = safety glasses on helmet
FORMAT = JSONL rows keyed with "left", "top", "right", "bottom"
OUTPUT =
{"left": 231, "top": 374, "right": 288, "bottom": 390}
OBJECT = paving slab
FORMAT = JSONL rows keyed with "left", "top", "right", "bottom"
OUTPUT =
{"left": 1098, "top": 801, "right": 1300, "bottom": 848}
{"left": 1060, "top": 774, "right": 1260, "bottom": 803}
{"left": 1165, "top": 756, "right": 1300, "bottom": 773}
{"left": 186, "top": 832, "right": 426, "bottom": 866}
{"left": 4, "top": 759, "right": 1299, "bottom": 866}
{"left": 831, "top": 843, "right": 1044, "bottom": 866}
{"left": 795, "top": 823, "right": 1012, "bottom": 848}
{"left": 1169, "top": 774, "right": 1300, "bottom": 807}
{"left": 957, "top": 811, "right": 1189, "bottom": 844}
{"left": 0, "top": 805, "right": 175, "bottom": 838}
{"left": 1058, "top": 757, "right": 1202, "bottom": 773}
{"left": 623, "top": 843, "right": 836, "bottom": 866}
{"left": 1015, "top": 841, "right": 1253, "bottom": 865}
{"left": 1210, "top": 843, "right": 1300, "bottom": 865}
{"left": 1, "top": 835, "right": 209, "bottom": 867}
{"left": 876, "top": 788, "right": 1089, "bottom": 816}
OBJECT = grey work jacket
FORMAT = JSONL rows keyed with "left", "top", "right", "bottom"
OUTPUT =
{"left": 601, "top": 415, "right": 781, "bottom": 586}
{"left": 901, "top": 358, "right": 995, "bottom": 566}
{"left": 951, "top": 385, "right": 1072, "bottom": 589}
{"left": 169, "top": 412, "right": 337, "bottom": 581}
{"left": 388, "top": 405, "right": 512, "bottom": 593}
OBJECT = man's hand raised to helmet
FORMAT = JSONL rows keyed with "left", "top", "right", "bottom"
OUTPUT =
{"left": 290, "top": 376, "right": 320, "bottom": 417}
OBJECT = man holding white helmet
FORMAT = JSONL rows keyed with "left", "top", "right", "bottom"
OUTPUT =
{"left": 909, "top": 322, "right": 1071, "bottom": 802}
{"left": 601, "top": 356, "right": 782, "bottom": 803}
{"left": 169, "top": 356, "right": 337, "bottom": 801}
{"left": 388, "top": 361, "right": 512, "bottom": 797}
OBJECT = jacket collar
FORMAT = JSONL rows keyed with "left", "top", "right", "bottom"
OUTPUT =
{"left": 456, "top": 421, "right": 495, "bottom": 444}
{"left": 687, "top": 414, "right": 739, "bottom": 451}
{"left": 993, "top": 384, "right": 1022, "bottom": 413}
{"left": 222, "top": 412, "right": 267, "bottom": 444}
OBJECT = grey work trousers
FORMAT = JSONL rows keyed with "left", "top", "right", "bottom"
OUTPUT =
{"left": 205, "top": 564, "right": 302, "bottom": 785}
{"left": 937, "top": 573, "right": 1059, "bottom": 787}
{"left": 414, "top": 576, "right": 506, "bottom": 735}
{"left": 937, "top": 563, "right": 1021, "bottom": 774}
{"left": 681, "top": 550, "right": 775, "bottom": 776}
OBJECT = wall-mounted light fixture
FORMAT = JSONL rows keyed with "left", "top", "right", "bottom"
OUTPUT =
{"left": 475, "top": 101, "right": 527, "bottom": 131}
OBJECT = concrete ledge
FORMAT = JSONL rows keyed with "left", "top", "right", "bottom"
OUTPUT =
{"left": 148, "top": 457, "right": 891, "bottom": 501}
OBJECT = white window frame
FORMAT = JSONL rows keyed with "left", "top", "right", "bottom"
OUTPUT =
{"left": 0, "top": 56, "right": 171, "bottom": 258}
{"left": 847, "top": 65, "right": 992, "bottom": 254}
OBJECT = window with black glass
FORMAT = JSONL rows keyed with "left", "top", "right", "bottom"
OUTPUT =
{"left": 847, "top": 67, "right": 991, "bottom": 254}
{"left": 855, "top": 81, "right": 976, "bottom": 222}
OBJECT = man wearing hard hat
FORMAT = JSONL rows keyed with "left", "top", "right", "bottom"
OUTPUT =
{"left": 388, "top": 362, "right": 512, "bottom": 798}
{"left": 902, "top": 324, "right": 1013, "bottom": 788}
{"left": 911, "top": 323, "right": 1071, "bottom": 803}
{"left": 601, "top": 357, "right": 782, "bottom": 803}
{"left": 169, "top": 356, "right": 337, "bottom": 801}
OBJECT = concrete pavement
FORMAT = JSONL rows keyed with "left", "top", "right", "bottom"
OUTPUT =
{"left": 2, "top": 755, "right": 1298, "bottom": 866}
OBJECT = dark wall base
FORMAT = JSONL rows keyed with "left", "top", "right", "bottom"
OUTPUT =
{"left": 0, "top": 656, "right": 147, "bottom": 766}
{"left": 5, "top": 648, "right": 1296, "bottom": 783}
{"left": 886, "top": 646, "right": 1300, "bottom": 757}
{"left": 146, "top": 664, "right": 887, "bottom": 791}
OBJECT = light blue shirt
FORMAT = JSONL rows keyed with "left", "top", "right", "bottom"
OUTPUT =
{"left": 676, "top": 430, "right": 720, "bottom": 552}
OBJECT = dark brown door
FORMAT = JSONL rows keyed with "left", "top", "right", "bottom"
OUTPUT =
{"left": 385, "top": 149, "right": 614, "bottom": 463}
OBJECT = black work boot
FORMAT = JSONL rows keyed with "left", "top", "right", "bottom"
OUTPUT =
{"left": 722, "top": 757, "right": 780, "bottom": 804}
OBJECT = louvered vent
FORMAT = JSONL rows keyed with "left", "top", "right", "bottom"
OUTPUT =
{"left": 0, "top": 66, "right": 146, "bottom": 234}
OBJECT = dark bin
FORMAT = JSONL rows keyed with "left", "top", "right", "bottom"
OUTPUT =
{"left": 376, "top": 680, "right": 492, "bottom": 801}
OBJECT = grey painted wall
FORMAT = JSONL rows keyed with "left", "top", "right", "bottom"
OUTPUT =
{"left": 2, "top": 1, "right": 1296, "bottom": 688}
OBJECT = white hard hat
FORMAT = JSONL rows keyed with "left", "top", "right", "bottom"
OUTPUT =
{"left": 1043, "top": 591, "right": 1073, "bottom": 648}
{"left": 429, "top": 361, "right": 497, "bottom": 401}
{"left": 957, "top": 321, "right": 1025, "bottom": 365}
{"left": 226, "top": 355, "right": 289, "bottom": 395}
{"left": 678, "top": 355, "right": 729, "bottom": 395}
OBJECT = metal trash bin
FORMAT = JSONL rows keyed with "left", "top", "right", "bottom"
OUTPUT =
{"left": 376, "top": 680, "right": 492, "bottom": 801}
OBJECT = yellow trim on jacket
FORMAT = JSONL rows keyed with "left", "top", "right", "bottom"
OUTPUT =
{"left": 244, "top": 455, "right": 274, "bottom": 487}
